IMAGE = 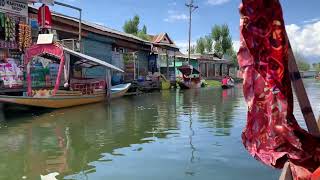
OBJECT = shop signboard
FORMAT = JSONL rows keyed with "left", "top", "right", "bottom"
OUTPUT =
{"left": 0, "top": 0, "right": 28, "bottom": 17}
{"left": 28, "top": 0, "right": 54, "bottom": 5}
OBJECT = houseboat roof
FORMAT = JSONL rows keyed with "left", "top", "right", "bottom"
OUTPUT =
{"left": 28, "top": 6, "right": 152, "bottom": 46}
{"left": 176, "top": 52, "right": 232, "bottom": 64}
{"left": 64, "top": 48, "right": 124, "bottom": 72}
{"left": 149, "top": 33, "right": 179, "bottom": 50}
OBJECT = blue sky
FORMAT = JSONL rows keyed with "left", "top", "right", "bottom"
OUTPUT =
{"left": 50, "top": 0, "right": 320, "bottom": 62}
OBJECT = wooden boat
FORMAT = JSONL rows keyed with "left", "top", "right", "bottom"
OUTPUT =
{"left": 111, "top": 83, "right": 131, "bottom": 99}
{"left": 221, "top": 85, "right": 234, "bottom": 89}
{"left": 0, "top": 43, "right": 123, "bottom": 109}
{"left": 221, "top": 79, "right": 235, "bottom": 89}
{"left": 178, "top": 65, "right": 201, "bottom": 89}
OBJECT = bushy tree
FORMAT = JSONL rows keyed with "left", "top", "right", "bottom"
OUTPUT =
{"left": 211, "top": 24, "right": 233, "bottom": 58}
{"left": 123, "top": 15, "right": 140, "bottom": 35}
{"left": 196, "top": 37, "right": 206, "bottom": 54}
{"left": 123, "top": 15, "right": 150, "bottom": 41}
{"left": 295, "top": 52, "right": 310, "bottom": 71}
{"left": 312, "top": 63, "right": 320, "bottom": 72}
{"left": 190, "top": 45, "right": 196, "bottom": 54}
{"left": 205, "top": 35, "right": 213, "bottom": 53}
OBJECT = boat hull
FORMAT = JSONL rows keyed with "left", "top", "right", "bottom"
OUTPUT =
{"left": 111, "top": 89, "right": 128, "bottom": 99}
{"left": 0, "top": 95, "right": 106, "bottom": 109}
{"left": 111, "top": 83, "right": 131, "bottom": 99}
{"left": 178, "top": 81, "right": 201, "bottom": 89}
{"left": 221, "top": 85, "right": 234, "bottom": 89}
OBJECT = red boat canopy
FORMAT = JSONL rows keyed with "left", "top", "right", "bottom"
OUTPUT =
{"left": 24, "top": 43, "right": 64, "bottom": 65}
{"left": 178, "top": 65, "right": 200, "bottom": 76}
{"left": 25, "top": 43, "right": 65, "bottom": 97}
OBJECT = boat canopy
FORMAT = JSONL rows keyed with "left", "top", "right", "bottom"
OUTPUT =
{"left": 24, "top": 44, "right": 65, "bottom": 64}
{"left": 178, "top": 65, "right": 200, "bottom": 76}
{"left": 24, "top": 44, "right": 123, "bottom": 72}
{"left": 24, "top": 43, "right": 123, "bottom": 96}
{"left": 63, "top": 48, "right": 124, "bottom": 72}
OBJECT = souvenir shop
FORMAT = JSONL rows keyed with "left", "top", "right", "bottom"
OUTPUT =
{"left": 0, "top": 0, "right": 59, "bottom": 92}
{"left": 0, "top": 0, "right": 31, "bottom": 90}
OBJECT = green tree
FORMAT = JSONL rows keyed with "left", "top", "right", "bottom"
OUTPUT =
{"left": 226, "top": 49, "right": 238, "bottom": 67}
{"left": 295, "top": 52, "right": 310, "bottom": 71}
{"left": 196, "top": 37, "right": 206, "bottom": 54}
{"left": 141, "top": 25, "right": 147, "bottom": 34}
{"left": 123, "top": 15, "right": 140, "bottom": 35}
{"left": 137, "top": 30, "right": 150, "bottom": 41}
{"left": 123, "top": 15, "right": 150, "bottom": 41}
{"left": 211, "top": 24, "right": 233, "bottom": 58}
{"left": 205, "top": 35, "right": 213, "bottom": 53}
{"left": 190, "top": 45, "right": 196, "bottom": 54}
{"left": 312, "top": 62, "right": 320, "bottom": 72}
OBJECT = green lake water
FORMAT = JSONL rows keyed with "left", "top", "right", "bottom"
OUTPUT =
{"left": 0, "top": 80, "right": 320, "bottom": 180}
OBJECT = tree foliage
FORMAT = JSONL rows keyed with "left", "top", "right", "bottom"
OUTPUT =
{"left": 123, "top": 15, "right": 150, "bottom": 41}
{"left": 196, "top": 37, "right": 206, "bottom": 54}
{"left": 141, "top": 25, "right": 147, "bottom": 34}
{"left": 211, "top": 24, "right": 233, "bottom": 58}
{"left": 295, "top": 52, "right": 310, "bottom": 71}
{"left": 190, "top": 45, "right": 196, "bottom": 54}
{"left": 193, "top": 24, "right": 238, "bottom": 66}
{"left": 205, "top": 35, "right": 213, "bottom": 53}
{"left": 123, "top": 15, "right": 140, "bottom": 35}
{"left": 312, "top": 63, "right": 320, "bottom": 72}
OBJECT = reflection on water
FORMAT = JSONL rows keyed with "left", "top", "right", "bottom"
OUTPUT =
{"left": 0, "top": 80, "right": 319, "bottom": 180}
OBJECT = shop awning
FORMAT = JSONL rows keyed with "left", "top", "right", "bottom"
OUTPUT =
{"left": 63, "top": 48, "right": 124, "bottom": 72}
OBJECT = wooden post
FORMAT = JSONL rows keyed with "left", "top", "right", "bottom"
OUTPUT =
{"left": 206, "top": 63, "right": 209, "bottom": 78}
{"left": 278, "top": 35, "right": 320, "bottom": 180}
{"left": 166, "top": 51, "right": 169, "bottom": 79}
{"left": 288, "top": 44, "right": 320, "bottom": 136}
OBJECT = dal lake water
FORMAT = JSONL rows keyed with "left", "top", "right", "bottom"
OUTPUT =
{"left": 0, "top": 79, "right": 320, "bottom": 180}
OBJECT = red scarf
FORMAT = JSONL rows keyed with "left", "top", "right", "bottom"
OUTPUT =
{"left": 239, "top": 0, "right": 320, "bottom": 179}
{"left": 38, "top": 4, "right": 52, "bottom": 29}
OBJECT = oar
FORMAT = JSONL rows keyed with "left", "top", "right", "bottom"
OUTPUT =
{"left": 279, "top": 35, "right": 320, "bottom": 180}
{"left": 287, "top": 37, "right": 320, "bottom": 136}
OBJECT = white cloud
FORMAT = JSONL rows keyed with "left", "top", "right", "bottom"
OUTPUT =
{"left": 164, "top": 11, "right": 188, "bottom": 23}
{"left": 175, "top": 40, "right": 196, "bottom": 54}
{"left": 168, "top": 1, "right": 177, "bottom": 6}
{"left": 303, "top": 18, "right": 320, "bottom": 24}
{"left": 176, "top": 39, "right": 239, "bottom": 54}
{"left": 207, "top": 0, "right": 230, "bottom": 6}
{"left": 286, "top": 21, "right": 320, "bottom": 59}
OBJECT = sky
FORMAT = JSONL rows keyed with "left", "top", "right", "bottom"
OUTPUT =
{"left": 49, "top": 0, "right": 320, "bottom": 63}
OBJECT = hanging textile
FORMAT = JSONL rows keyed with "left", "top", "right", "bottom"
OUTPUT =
{"left": 38, "top": 4, "right": 52, "bottom": 29}
{"left": 238, "top": 0, "right": 320, "bottom": 179}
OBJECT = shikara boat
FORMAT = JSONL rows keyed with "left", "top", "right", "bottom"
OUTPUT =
{"left": 221, "top": 84, "right": 234, "bottom": 89}
{"left": 178, "top": 65, "right": 201, "bottom": 89}
{"left": 111, "top": 83, "right": 131, "bottom": 99}
{"left": 221, "top": 79, "right": 235, "bottom": 89}
{"left": 0, "top": 43, "right": 123, "bottom": 109}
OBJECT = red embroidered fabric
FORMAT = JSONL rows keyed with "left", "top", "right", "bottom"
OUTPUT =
{"left": 38, "top": 4, "right": 52, "bottom": 29}
{"left": 238, "top": 0, "right": 320, "bottom": 178}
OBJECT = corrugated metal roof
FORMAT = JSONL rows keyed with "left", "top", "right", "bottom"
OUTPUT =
{"left": 52, "top": 13, "right": 151, "bottom": 45}
{"left": 29, "top": 6, "right": 151, "bottom": 45}
{"left": 63, "top": 47, "right": 124, "bottom": 72}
